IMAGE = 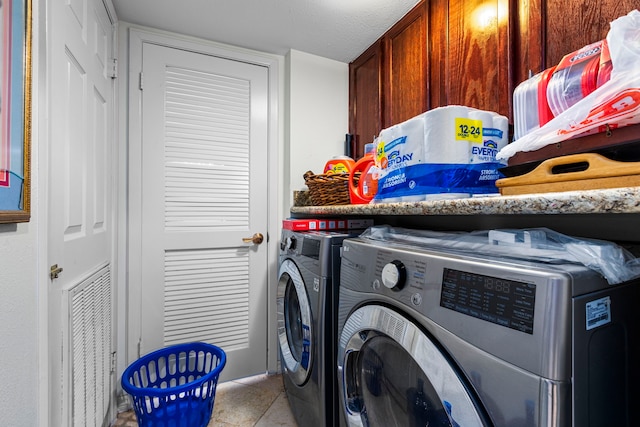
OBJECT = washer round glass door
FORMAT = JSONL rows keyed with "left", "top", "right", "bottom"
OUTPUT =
{"left": 339, "top": 305, "right": 489, "bottom": 427}
{"left": 277, "top": 258, "right": 313, "bottom": 385}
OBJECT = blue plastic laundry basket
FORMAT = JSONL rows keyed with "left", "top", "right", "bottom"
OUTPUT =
{"left": 121, "top": 342, "right": 226, "bottom": 427}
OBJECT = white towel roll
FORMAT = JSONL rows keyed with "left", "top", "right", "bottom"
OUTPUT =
{"left": 424, "top": 105, "right": 472, "bottom": 165}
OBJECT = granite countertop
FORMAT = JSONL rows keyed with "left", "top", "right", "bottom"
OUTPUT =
{"left": 290, "top": 187, "right": 640, "bottom": 216}
{"left": 290, "top": 187, "right": 640, "bottom": 241}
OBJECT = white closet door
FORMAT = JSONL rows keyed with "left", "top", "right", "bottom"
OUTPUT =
{"left": 48, "top": 0, "right": 116, "bottom": 425}
{"left": 139, "top": 42, "right": 269, "bottom": 381}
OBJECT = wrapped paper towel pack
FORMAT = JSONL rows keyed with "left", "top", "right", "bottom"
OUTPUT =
{"left": 373, "top": 106, "right": 509, "bottom": 203}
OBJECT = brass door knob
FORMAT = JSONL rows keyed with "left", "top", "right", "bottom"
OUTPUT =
{"left": 242, "top": 233, "right": 264, "bottom": 245}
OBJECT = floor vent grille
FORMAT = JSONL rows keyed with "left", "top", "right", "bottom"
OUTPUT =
{"left": 66, "top": 264, "right": 112, "bottom": 427}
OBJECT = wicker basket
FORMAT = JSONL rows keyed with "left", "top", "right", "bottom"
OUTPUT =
{"left": 303, "top": 170, "right": 355, "bottom": 206}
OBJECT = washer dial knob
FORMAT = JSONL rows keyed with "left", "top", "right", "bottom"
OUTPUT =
{"left": 381, "top": 260, "right": 407, "bottom": 290}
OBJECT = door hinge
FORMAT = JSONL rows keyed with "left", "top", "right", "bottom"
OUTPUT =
{"left": 109, "top": 58, "right": 118, "bottom": 79}
{"left": 50, "top": 264, "right": 63, "bottom": 280}
{"left": 111, "top": 351, "right": 117, "bottom": 373}
{"left": 139, "top": 72, "right": 143, "bottom": 90}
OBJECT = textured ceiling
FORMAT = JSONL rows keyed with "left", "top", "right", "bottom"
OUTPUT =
{"left": 111, "top": 0, "right": 422, "bottom": 63}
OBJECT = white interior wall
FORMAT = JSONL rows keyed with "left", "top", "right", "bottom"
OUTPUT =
{"left": 0, "top": 226, "right": 39, "bottom": 425}
{"left": 0, "top": 0, "right": 42, "bottom": 425}
{"left": 285, "top": 50, "right": 349, "bottom": 208}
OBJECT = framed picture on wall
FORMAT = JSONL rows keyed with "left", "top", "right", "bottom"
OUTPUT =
{"left": 0, "top": 0, "right": 31, "bottom": 224}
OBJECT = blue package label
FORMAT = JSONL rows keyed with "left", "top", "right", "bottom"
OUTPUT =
{"left": 373, "top": 162, "right": 505, "bottom": 201}
{"left": 381, "top": 135, "right": 407, "bottom": 152}
{"left": 483, "top": 127, "right": 504, "bottom": 138}
{"left": 377, "top": 136, "right": 413, "bottom": 173}
{"left": 471, "top": 140, "right": 500, "bottom": 163}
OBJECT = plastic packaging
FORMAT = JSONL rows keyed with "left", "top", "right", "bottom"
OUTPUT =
{"left": 513, "top": 66, "right": 556, "bottom": 140}
{"left": 597, "top": 39, "right": 613, "bottom": 88}
{"left": 546, "top": 40, "right": 604, "bottom": 117}
{"left": 349, "top": 143, "right": 378, "bottom": 204}
{"left": 360, "top": 225, "right": 640, "bottom": 285}
{"left": 324, "top": 156, "right": 355, "bottom": 175}
{"left": 499, "top": 9, "right": 640, "bottom": 161}
{"left": 513, "top": 39, "right": 613, "bottom": 141}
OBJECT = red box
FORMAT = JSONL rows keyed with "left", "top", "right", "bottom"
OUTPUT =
{"left": 282, "top": 218, "right": 373, "bottom": 231}
{"left": 282, "top": 219, "right": 318, "bottom": 231}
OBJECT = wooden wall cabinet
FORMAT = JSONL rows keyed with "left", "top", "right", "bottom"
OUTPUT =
{"left": 349, "top": 40, "right": 383, "bottom": 159}
{"left": 349, "top": 2, "right": 428, "bottom": 158}
{"left": 350, "top": 0, "right": 637, "bottom": 158}
{"left": 429, "top": 0, "right": 513, "bottom": 119}
{"left": 349, "top": 0, "right": 511, "bottom": 157}
{"left": 384, "top": 3, "right": 429, "bottom": 130}
{"left": 518, "top": 0, "right": 639, "bottom": 81}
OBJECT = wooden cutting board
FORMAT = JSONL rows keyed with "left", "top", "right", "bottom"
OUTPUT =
{"left": 496, "top": 153, "right": 640, "bottom": 195}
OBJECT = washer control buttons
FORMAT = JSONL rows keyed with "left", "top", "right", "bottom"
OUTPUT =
{"left": 411, "top": 293, "right": 422, "bottom": 306}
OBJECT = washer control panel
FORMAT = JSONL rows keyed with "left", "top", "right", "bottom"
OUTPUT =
{"left": 342, "top": 238, "right": 543, "bottom": 337}
{"left": 439, "top": 268, "right": 536, "bottom": 334}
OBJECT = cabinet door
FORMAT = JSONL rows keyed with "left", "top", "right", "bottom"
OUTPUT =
{"left": 545, "top": 0, "right": 638, "bottom": 68}
{"left": 513, "top": 0, "right": 543, "bottom": 87}
{"left": 429, "top": 0, "right": 512, "bottom": 118}
{"left": 349, "top": 40, "right": 383, "bottom": 158}
{"left": 517, "top": 0, "right": 638, "bottom": 84}
{"left": 383, "top": 1, "right": 429, "bottom": 127}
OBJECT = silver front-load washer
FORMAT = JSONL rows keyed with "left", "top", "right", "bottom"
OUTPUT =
{"left": 337, "top": 229, "right": 639, "bottom": 427}
{"left": 278, "top": 229, "right": 356, "bottom": 426}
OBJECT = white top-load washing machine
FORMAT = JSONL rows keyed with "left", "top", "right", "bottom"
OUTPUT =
{"left": 337, "top": 226, "right": 639, "bottom": 427}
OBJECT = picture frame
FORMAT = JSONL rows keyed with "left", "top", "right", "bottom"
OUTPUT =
{"left": 0, "top": 0, "right": 31, "bottom": 224}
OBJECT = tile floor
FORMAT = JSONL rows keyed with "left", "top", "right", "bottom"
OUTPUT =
{"left": 113, "top": 373, "right": 297, "bottom": 427}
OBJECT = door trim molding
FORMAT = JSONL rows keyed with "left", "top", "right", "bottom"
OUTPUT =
{"left": 117, "top": 23, "right": 283, "bottom": 377}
